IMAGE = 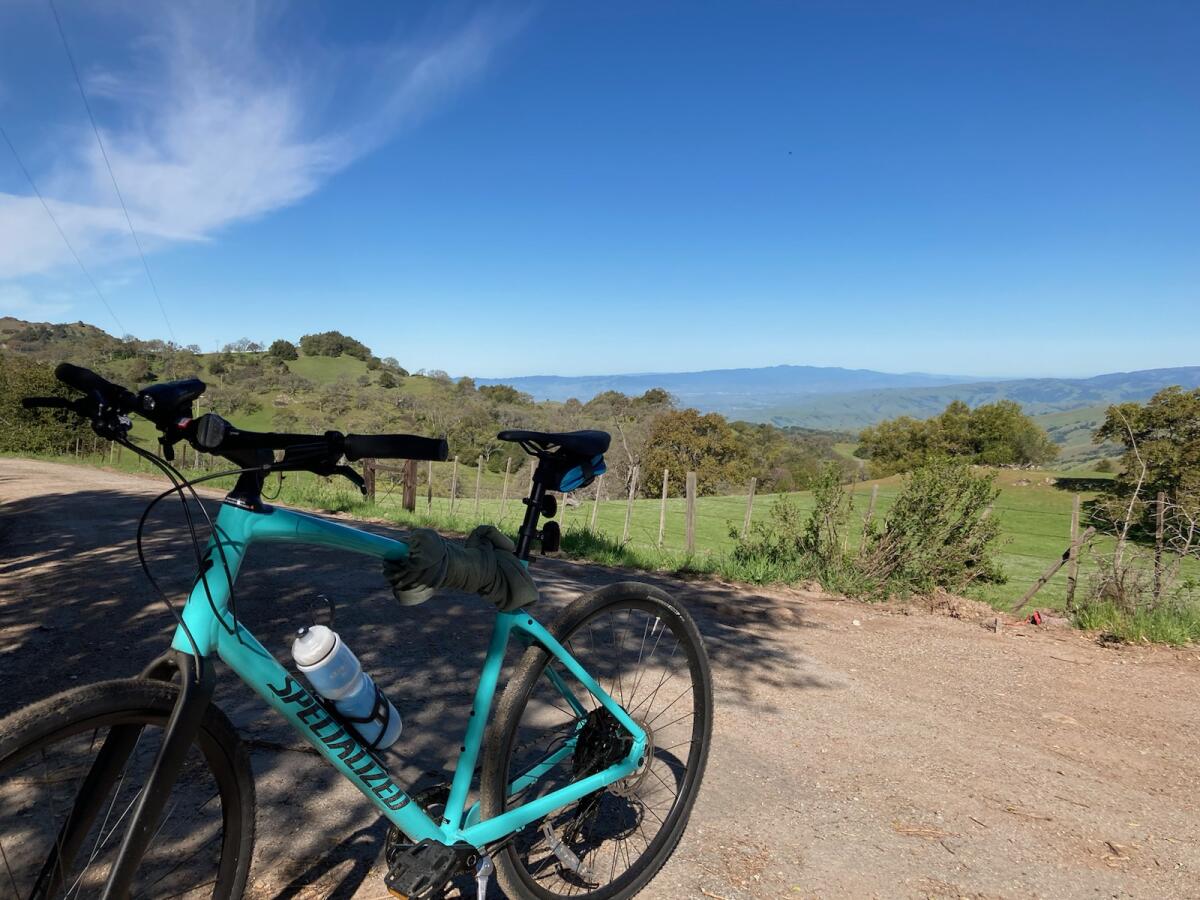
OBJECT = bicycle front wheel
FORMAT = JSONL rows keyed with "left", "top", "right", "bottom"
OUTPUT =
{"left": 0, "top": 678, "right": 255, "bottom": 899}
{"left": 481, "top": 583, "right": 713, "bottom": 900}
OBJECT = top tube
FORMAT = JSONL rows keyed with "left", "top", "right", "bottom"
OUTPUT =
{"left": 171, "top": 502, "right": 408, "bottom": 656}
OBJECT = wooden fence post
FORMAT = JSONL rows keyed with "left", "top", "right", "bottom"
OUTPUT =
{"left": 741, "top": 477, "right": 757, "bottom": 537}
{"left": 362, "top": 459, "right": 377, "bottom": 503}
{"left": 474, "top": 456, "right": 484, "bottom": 517}
{"left": 658, "top": 468, "right": 669, "bottom": 547}
{"left": 860, "top": 483, "right": 879, "bottom": 551}
{"left": 685, "top": 471, "right": 697, "bottom": 554}
{"left": 591, "top": 474, "right": 604, "bottom": 531}
{"left": 1154, "top": 491, "right": 1166, "bottom": 603}
{"left": 426, "top": 460, "right": 433, "bottom": 511}
{"left": 1015, "top": 526, "right": 1096, "bottom": 612}
{"left": 449, "top": 456, "right": 459, "bottom": 515}
{"left": 402, "top": 459, "right": 417, "bottom": 512}
{"left": 622, "top": 465, "right": 640, "bottom": 544}
{"left": 843, "top": 479, "right": 858, "bottom": 553}
{"left": 499, "top": 458, "right": 512, "bottom": 521}
{"left": 1065, "top": 494, "right": 1081, "bottom": 612}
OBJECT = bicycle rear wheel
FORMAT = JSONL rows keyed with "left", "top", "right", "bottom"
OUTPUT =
{"left": 0, "top": 678, "right": 255, "bottom": 899}
{"left": 481, "top": 583, "right": 712, "bottom": 900}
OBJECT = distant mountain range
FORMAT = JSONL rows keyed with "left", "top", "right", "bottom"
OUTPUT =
{"left": 477, "top": 365, "right": 986, "bottom": 408}
{"left": 480, "top": 365, "right": 1200, "bottom": 431}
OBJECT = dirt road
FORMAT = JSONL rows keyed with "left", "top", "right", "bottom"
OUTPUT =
{"left": 1, "top": 458, "right": 1198, "bottom": 898}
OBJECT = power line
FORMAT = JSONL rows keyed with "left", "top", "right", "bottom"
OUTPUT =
{"left": 0, "top": 124, "right": 126, "bottom": 334}
{"left": 47, "top": 0, "right": 175, "bottom": 341}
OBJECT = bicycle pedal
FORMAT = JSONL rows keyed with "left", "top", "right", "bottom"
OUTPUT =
{"left": 384, "top": 838, "right": 474, "bottom": 898}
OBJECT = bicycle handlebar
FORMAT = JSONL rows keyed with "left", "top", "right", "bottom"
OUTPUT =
{"left": 28, "top": 363, "right": 449, "bottom": 473}
{"left": 55, "top": 362, "right": 137, "bottom": 410}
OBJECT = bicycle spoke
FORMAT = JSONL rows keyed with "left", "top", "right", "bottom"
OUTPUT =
{"left": 0, "top": 840, "right": 22, "bottom": 900}
{"left": 499, "top": 599, "right": 708, "bottom": 898}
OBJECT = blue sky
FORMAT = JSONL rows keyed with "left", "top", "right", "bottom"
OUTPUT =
{"left": 0, "top": 1, "right": 1196, "bottom": 379}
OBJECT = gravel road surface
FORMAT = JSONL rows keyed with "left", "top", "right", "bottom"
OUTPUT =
{"left": 1, "top": 458, "right": 1197, "bottom": 898}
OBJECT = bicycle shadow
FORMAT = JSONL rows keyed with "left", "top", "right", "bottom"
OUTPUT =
{"left": 0, "top": 474, "right": 835, "bottom": 898}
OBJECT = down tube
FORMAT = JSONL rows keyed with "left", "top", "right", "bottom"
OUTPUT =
{"left": 216, "top": 625, "right": 443, "bottom": 843}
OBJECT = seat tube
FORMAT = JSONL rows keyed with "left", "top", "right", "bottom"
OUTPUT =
{"left": 515, "top": 472, "right": 545, "bottom": 561}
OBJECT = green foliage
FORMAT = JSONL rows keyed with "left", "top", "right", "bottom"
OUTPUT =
{"left": 729, "top": 464, "right": 854, "bottom": 585}
{"left": 1073, "top": 598, "right": 1200, "bottom": 647}
{"left": 640, "top": 408, "right": 750, "bottom": 496}
{"left": 478, "top": 384, "right": 532, "bottom": 405}
{"left": 857, "top": 399, "right": 1057, "bottom": 476}
{"left": 268, "top": 339, "right": 298, "bottom": 361}
{"left": 299, "top": 330, "right": 372, "bottom": 360}
{"left": 860, "top": 459, "right": 1003, "bottom": 593}
{"left": 1096, "top": 387, "right": 1200, "bottom": 505}
{"left": 0, "top": 356, "right": 88, "bottom": 453}
{"left": 1, "top": 316, "right": 848, "bottom": 503}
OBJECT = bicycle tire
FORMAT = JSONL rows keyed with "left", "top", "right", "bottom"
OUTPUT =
{"left": 480, "top": 583, "right": 713, "bottom": 900}
{"left": 0, "top": 678, "right": 255, "bottom": 899}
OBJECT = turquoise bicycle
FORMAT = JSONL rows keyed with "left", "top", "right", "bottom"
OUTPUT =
{"left": 1, "top": 364, "right": 713, "bottom": 899}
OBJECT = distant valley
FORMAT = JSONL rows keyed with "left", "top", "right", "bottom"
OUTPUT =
{"left": 480, "top": 364, "right": 1200, "bottom": 431}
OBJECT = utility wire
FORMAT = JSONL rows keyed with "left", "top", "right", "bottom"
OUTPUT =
{"left": 0, "top": 124, "right": 126, "bottom": 334}
{"left": 47, "top": 0, "right": 175, "bottom": 341}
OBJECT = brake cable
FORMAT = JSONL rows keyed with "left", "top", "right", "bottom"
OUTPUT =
{"left": 120, "top": 436, "right": 261, "bottom": 651}
{"left": 114, "top": 437, "right": 205, "bottom": 671}
{"left": 135, "top": 464, "right": 256, "bottom": 643}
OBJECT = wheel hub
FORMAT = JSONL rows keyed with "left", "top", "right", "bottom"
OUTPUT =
{"left": 572, "top": 708, "right": 654, "bottom": 798}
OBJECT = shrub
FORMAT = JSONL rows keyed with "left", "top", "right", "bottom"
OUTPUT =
{"left": 0, "top": 356, "right": 89, "bottom": 453}
{"left": 729, "top": 464, "right": 856, "bottom": 586}
{"left": 299, "top": 331, "right": 372, "bottom": 360}
{"left": 268, "top": 339, "right": 298, "bottom": 361}
{"left": 859, "top": 459, "right": 1004, "bottom": 593}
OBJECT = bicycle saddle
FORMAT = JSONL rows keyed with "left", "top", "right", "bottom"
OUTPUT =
{"left": 497, "top": 429, "right": 610, "bottom": 461}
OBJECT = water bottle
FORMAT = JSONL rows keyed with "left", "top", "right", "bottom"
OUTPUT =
{"left": 291, "top": 625, "right": 402, "bottom": 749}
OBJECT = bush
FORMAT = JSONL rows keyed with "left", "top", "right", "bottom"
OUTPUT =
{"left": 268, "top": 339, "right": 298, "bottom": 361}
{"left": 860, "top": 459, "right": 1004, "bottom": 593}
{"left": 299, "top": 331, "right": 372, "bottom": 360}
{"left": 0, "top": 356, "right": 89, "bottom": 453}
{"left": 729, "top": 464, "right": 859, "bottom": 587}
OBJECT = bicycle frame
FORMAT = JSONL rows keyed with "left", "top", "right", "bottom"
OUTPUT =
{"left": 167, "top": 500, "right": 646, "bottom": 850}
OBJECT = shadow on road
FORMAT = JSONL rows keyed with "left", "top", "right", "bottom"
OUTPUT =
{"left": 0, "top": 478, "right": 830, "bottom": 896}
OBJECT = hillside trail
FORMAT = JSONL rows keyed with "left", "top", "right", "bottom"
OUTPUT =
{"left": 1, "top": 458, "right": 1197, "bottom": 899}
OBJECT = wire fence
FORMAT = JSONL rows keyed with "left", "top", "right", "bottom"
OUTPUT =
{"left": 53, "top": 439, "right": 1200, "bottom": 614}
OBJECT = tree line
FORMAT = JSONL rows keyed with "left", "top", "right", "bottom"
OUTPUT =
{"left": 0, "top": 322, "right": 850, "bottom": 495}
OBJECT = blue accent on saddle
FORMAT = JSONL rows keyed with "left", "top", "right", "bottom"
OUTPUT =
{"left": 557, "top": 454, "right": 606, "bottom": 492}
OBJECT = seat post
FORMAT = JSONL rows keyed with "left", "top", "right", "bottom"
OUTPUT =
{"left": 516, "top": 467, "right": 546, "bottom": 562}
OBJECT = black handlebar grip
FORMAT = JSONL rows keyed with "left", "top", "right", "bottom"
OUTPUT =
{"left": 343, "top": 433, "right": 449, "bottom": 462}
{"left": 21, "top": 396, "right": 72, "bottom": 410}
{"left": 54, "top": 362, "right": 112, "bottom": 395}
{"left": 54, "top": 363, "right": 135, "bottom": 408}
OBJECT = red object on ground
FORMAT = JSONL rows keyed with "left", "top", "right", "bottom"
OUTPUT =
{"left": 1028, "top": 610, "right": 1043, "bottom": 625}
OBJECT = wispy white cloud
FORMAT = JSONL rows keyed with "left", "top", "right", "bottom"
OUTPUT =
{"left": 1, "top": 2, "right": 525, "bottom": 283}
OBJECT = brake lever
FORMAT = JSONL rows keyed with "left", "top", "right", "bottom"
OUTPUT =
{"left": 333, "top": 464, "right": 366, "bottom": 495}
{"left": 21, "top": 397, "right": 73, "bottom": 410}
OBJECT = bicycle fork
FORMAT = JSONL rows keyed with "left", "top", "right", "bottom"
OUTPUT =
{"left": 40, "top": 651, "right": 215, "bottom": 900}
